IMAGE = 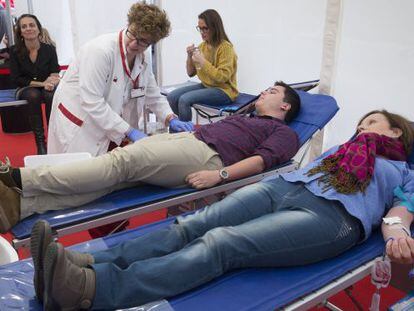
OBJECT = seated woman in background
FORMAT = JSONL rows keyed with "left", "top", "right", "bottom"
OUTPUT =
{"left": 9, "top": 14, "right": 60, "bottom": 155}
{"left": 29, "top": 110, "right": 414, "bottom": 310}
{"left": 167, "top": 9, "right": 238, "bottom": 122}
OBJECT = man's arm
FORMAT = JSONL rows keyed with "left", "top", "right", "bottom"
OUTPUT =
{"left": 185, "top": 155, "right": 265, "bottom": 189}
{"left": 383, "top": 205, "right": 414, "bottom": 264}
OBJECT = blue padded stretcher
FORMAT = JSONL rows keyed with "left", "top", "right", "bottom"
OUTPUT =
{"left": 0, "top": 89, "right": 27, "bottom": 107}
{"left": 2, "top": 127, "right": 413, "bottom": 310}
{"left": 0, "top": 215, "right": 387, "bottom": 310}
{"left": 10, "top": 90, "right": 339, "bottom": 249}
{"left": 409, "top": 122, "right": 414, "bottom": 169}
{"left": 193, "top": 92, "right": 258, "bottom": 122}
{"left": 191, "top": 80, "right": 319, "bottom": 123}
{"left": 162, "top": 80, "right": 319, "bottom": 123}
{"left": 0, "top": 89, "right": 30, "bottom": 134}
{"left": 162, "top": 81, "right": 259, "bottom": 123}
{"left": 2, "top": 148, "right": 413, "bottom": 310}
{"left": 0, "top": 89, "right": 15, "bottom": 102}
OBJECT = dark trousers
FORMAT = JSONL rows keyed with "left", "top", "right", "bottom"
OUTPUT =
{"left": 17, "top": 87, "right": 54, "bottom": 123}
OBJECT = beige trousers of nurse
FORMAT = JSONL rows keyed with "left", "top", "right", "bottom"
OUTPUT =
{"left": 19, "top": 133, "right": 223, "bottom": 219}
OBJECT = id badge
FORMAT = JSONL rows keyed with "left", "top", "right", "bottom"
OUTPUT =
{"left": 131, "top": 87, "right": 145, "bottom": 98}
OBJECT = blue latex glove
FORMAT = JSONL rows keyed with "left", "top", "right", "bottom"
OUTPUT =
{"left": 169, "top": 118, "right": 195, "bottom": 132}
{"left": 127, "top": 128, "right": 147, "bottom": 142}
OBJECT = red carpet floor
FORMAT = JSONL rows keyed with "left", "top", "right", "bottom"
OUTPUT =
{"left": 0, "top": 115, "right": 406, "bottom": 310}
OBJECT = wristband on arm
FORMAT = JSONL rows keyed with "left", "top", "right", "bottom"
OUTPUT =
{"left": 383, "top": 216, "right": 411, "bottom": 236}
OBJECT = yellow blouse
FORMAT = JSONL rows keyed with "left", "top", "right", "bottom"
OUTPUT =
{"left": 197, "top": 40, "right": 238, "bottom": 100}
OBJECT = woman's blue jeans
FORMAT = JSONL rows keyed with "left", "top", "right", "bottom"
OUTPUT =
{"left": 91, "top": 178, "right": 362, "bottom": 309}
{"left": 167, "top": 83, "right": 232, "bottom": 121}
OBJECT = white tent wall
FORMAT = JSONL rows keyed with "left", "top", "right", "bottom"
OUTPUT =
{"left": 160, "top": 0, "right": 327, "bottom": 94}
{"left": 162, "top": 0, "right": 413, "bottom": 150}
{"left": 323, "top": 0, "right": 414, "bottom": 150}
{"left": 12, "top": 0, "right": 414, "bottom": 152}
{"left": 14, "top": 0, "right": 144, "bottom": 65}
{"left": 13, "top": 0, "right": 74, "bottom": 65}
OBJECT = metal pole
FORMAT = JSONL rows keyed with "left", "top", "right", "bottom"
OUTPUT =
{"left": 27, "top": 0, "right": 34, "bottom": 14}
{"left": 4, "top": 0, "right": 13, "bottom": 45}
{"left": 153, "top": 0, "right": 163, "bottom": 86}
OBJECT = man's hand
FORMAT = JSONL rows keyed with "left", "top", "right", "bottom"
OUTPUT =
{"left": 386, "top": 236, "right": 414, "bottom": 264}
{"left": 185, "top": 170, "right": 221, "bottom": 189}
{"left": 169, "top": 119, "right": 194, "bottom": 132}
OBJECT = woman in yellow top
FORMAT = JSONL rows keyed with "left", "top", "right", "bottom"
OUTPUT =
{"left": 167, "top": 9, "right": 238, "bottom": 123}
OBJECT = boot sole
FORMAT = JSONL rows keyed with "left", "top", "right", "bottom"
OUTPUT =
{"left": 30, "top": 220, "right": 52, "bottom": 302}
{"left": 44, "top": 243, "right": 62, "bottom": 311}
{"left": 44, "top": 243, "right": 82, "bottom": 311}
{"left": 0, "top": 200, "right": 12, "bottom": 233}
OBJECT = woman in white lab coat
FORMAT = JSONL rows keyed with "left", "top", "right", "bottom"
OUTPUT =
{"left": 48, "top": 2, "right": 193, "bottom": 156}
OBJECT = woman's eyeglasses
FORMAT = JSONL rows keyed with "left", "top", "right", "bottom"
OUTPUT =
{"left": 126, "top": 29, "right": 152, "bottom": 48}
{"left": 196, "top": 26, "right": 209, "bottom": 33}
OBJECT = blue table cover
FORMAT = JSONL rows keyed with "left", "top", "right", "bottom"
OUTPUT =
{"left": 0, "top": 89, "right": 16, "bottom": 102}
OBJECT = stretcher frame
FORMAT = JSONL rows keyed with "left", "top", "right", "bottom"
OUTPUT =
{"left": 282, "top": 256, "right": 379, "bottom": 310}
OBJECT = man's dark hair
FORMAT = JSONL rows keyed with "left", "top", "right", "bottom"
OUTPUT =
{"left": 274, "top": 81, "right": 301, "bottom": 123}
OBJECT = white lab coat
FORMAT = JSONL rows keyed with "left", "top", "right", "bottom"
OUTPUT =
{"left": 47, "top": 30, "right": 173, "bottom": 156}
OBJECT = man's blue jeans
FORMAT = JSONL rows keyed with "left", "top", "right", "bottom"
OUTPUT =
{"left": 91, "top": 178, "right": 362, "bottom": 309}
{"left": 167, "top": 83, "right": 232, "bottom": 121}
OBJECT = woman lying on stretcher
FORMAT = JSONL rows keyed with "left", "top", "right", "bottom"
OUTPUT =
{"left": 27, "top": 110, "right": 414, "bottom": 310}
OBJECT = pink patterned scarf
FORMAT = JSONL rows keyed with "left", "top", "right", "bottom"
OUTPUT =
{"left": 307, "top": 133, "right": 407, "bottom": 194}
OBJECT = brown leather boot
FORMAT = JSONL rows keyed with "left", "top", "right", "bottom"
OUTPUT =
{"left": 0, "top": 180, "right": 21, "bottom": 233}
{"left": 31, "top": 220, "right": 95, "bottom": 302}
{"left": 0, "top": 157, "right": 21, "bottom": 193}
{"left": 44, "top": 242, "right": 96, "bottom": 310}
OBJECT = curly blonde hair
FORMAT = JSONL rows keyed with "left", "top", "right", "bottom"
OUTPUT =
{"left": 128, "top": 2, "right": 170, "bottom": 43}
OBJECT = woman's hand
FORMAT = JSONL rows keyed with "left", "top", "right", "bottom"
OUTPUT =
{"left": 192, "top": 49, "right": 206, "bottom": 69}
{"left": 43, "top": 75, "right": 60, "bottom": 91}
{"left": 47, "top": 75, "right": 60, "bottom": 85}
{"left": 186, "top": 44, "right": 197, "bottom": 76}
{"left": 43, "top": 81, "right": 55, "bottom": 91}
{"left": 185, "top": 170, "right": 221, "bottom": 189}
{"left": 186, "top": 44, "right": 196, "bottom": 57}
{"left": 386, "top": 236, "right": 414, "bottom": 264}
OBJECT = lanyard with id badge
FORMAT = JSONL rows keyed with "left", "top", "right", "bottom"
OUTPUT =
{"left": 119, "top": 30, "right": 145, "bottom": 99}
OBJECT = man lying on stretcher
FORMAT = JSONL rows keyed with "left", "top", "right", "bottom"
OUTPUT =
{"left": 0, "top": 81, "right": 301, "bottom": 232}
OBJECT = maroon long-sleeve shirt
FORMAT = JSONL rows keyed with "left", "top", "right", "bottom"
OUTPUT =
{"left": 194, "top": 115, "right": 299, "bottom": 170}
